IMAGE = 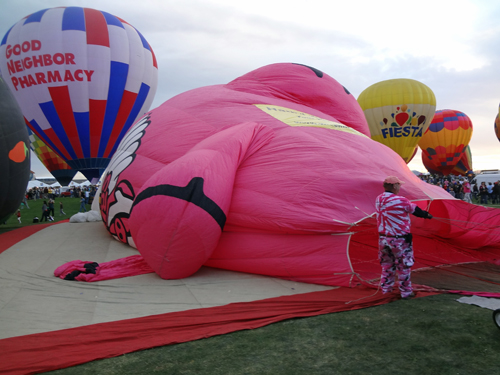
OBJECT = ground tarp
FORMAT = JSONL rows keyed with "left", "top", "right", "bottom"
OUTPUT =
{"left": 1, "top": 219, "right": 496, "bottom": 374}
{"left": 0, "top": 285, "right": 434, "bottom": 375}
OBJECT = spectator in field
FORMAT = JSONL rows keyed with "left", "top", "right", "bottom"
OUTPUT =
{"left": 79, "top": 196, "right": 87, "bottom": 212}
{"left": 492, "top": 182, "right": 500, "bottom": 205}
{"left": 487, "top": 182, "right": 494, "bottom": 203}
{"left": 60, "top": 201, "right": 66, "bottom": 216}
{"left": 41, "top": 201, "right": 50, "bottom": 222}
{"left": 453, "top": 182, "right": 462, "bottom": 200}
{"left": 462, "top": 179, "right": 472, "bottom": 203}
{"left": 48, "top": 198, "right": 55, "bottom": 217}
{"left": 472, "top": 183, "right": 479, "bottom": 202}
{"left": 479, "top": 182, "right": 488, "bottom": 204}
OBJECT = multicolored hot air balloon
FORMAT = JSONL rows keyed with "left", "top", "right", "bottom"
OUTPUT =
{"left": 357, "top": 79, "right": 436, "bottom": 163}
{"left": 0, "top": 75, "right": 30, "bottom": 223}
{"left": 27, "top": 127, "right": 76, "bottom": 186}
{"left": 450, "top": 145, "right": 473, "bottom": 176}
{"left": 0, "top": 7, "right": 158, "bottom": 181}
{"left": 419, "top": 109, "right": 473, "bottom": 176}
{"left": 421, "top": 154, "right": 440, "bottom": 175}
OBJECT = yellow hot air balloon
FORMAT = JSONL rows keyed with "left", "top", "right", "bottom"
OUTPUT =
{"left": 358, "top": 79, "right": 436, "bottom": 163}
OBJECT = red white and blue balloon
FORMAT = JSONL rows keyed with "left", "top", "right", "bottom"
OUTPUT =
{"left": 0, "top": 7, "right": 158, "bottom": 181}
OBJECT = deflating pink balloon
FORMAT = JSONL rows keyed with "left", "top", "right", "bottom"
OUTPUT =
{"left": 69, "top": 63, "right": 500, "bottom": 287}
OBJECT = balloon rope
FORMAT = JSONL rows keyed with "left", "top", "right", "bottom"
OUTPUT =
{"left": 344, "top": 277, "right": 382, "bottom": 305}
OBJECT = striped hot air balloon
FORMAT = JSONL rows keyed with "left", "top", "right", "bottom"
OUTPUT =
{"left": 419, "top": 109, "right": 473, "bottom": 176}
{"left": 0, "top": 7, "right": 158, "bottom": 181}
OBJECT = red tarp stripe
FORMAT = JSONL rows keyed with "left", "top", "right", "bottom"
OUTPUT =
{"left": 89, "top": 99, "right": 107, "bottom": 157}
{"left": 84, "top": 8, "right": 110, "bottom": 47}
{"left": 0, "top": 286, "right": 432, "bottom": 375}
{"left": 0, "top": 220, "right": 69, "bottom": 255}
{"left": 48, "top": 86, "right": 84, "bottom": 158}
{"left": 103, "top": 90, "right": 137, "bottom": 157}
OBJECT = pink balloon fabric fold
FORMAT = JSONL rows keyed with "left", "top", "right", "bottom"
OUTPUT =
{"left": 56, "top": 63, "right": 500, "bottom": 290}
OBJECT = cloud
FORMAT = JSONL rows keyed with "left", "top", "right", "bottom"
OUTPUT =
{"left": 2, "top": 0, "right": 499, "bottom": 178}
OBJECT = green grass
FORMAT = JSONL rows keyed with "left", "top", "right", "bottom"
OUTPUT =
{"left": 46, "top": 294, "right": 500, "bottom": 375}
{"left": 471, "top": 196, "right": 500, "bottom": 208}
{"left": 0, "top": 197, "right": 90, "bottom": 235}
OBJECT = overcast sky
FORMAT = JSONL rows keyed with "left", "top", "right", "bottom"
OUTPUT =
{"left": 2, "top": 0, "right": 499, "bottom": 179}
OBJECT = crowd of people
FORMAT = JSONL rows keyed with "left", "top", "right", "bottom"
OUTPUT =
{"left": 26, "top": 185, "right": 96, "bottom": 201}
{"left": 20, "top": 184, "right": 99, "bottom": 223}
{"left": 10, "top": 174, "right": 499, "bottom": 227}
{"left": 417, "top": 174, "right": 500, "bottom": 204}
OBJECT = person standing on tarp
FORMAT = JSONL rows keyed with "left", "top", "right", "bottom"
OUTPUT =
{"left": 375, "top": 176, "right": 433, "bottom": 300}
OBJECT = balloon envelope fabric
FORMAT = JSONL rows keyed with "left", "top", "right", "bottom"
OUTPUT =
{"left": 418, "top": 109, "right": 473, "bottom": 176}
{"left": 357, "top": 78, "right": 436, "bottom": 163}
{"left": 0, "top": 76, "right": 30, "bottom": 223}
{"left": 450, "top": 145, "right": 473, "bottom": 176}
{"left": 0, "top": 7, "right": 158, "bottom": 181}
{"left": 72, "top": 63, "right": 500, "bottom": 287}
{"left": 27, "top": 127, "right": 76, "bottom": 186}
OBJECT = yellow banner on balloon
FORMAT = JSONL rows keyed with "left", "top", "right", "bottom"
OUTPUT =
{"left": 255, "top": 104, "right": 368, "bottom": 138}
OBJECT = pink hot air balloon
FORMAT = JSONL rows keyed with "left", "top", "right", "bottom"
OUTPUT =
{"left": 53, "top": 63, "right": 500, "bottom": 290}
{"left": 0, "top": 7, "right": 158, "bottom": 181}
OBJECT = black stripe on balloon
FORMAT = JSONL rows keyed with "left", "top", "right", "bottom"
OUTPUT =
{"left": 131, "top": 177, "right": 226, "bottom": 230}
{"left": 292, "top": 63, "right": 323, "bottom": 77}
